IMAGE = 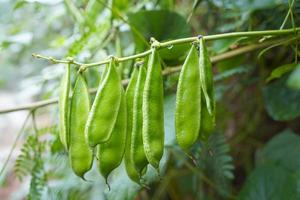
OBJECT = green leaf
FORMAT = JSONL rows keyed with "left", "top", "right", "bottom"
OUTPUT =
{"left": 127, "top": 10, "right": 192, "bottom": 65}
{"left": 157, "top": 0, "right": 174, "bottom": 9}
{"left": 113, "top": 0, "right": 129, "bottom": 12}
{"left": 193, "top": 133, "right": 234, "bottom": 198}
{"left": 266, "top": 63, "right": 296, "bottom": 83}
{"left": 256, "top": 129, "right": 300, "bottom": 172}
{"left": 239, "top": 164, "right": 300, "bottom": 200}
{"left": 287, "top": 64, "right": 300, "bottom": 90}
{"left": 13, "top": 0, "right": 27, "bottom": 10}
{"left": 262, "top": 75, "right": 300, "bottom": 121}
{"left": 240, "top": 130, "right": 300, "bottom": 200}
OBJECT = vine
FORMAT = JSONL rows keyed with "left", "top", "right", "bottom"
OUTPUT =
{"left": 32, "top": 28, "right": 300, "bottom": 70}
{"left": 0, "top": 32, "right": 298, "bottom": 115}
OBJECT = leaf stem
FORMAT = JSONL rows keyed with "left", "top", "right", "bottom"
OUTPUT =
{"left": 0, "top": 112, "right": 31, "bottom": 178}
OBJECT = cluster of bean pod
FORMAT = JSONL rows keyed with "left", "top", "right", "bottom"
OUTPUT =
{"left": 175, "top": 37, "right": 215, "bottom": 151}
{"left": 57, "top": 37, "right": 215, "bottom": 186}
{"left": 58, "top": 47, "right": 164, "bottom": 185}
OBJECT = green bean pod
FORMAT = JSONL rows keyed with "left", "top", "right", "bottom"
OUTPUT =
{"left": 142, "top": 48, "right": 164, "bottom": 169}
{"left": 200, "top": 95, "right": 215, "bottom": 141}
{"left": 97, "top": 89, "right": 127, "bottom": 183}
{"left": 58, "top": 64, "right": 71, "bottom": 150}
{"left": 199, "top": 37, "right": 215, "bottom": 118}
{"left": 199, "top": 37, "right": 215, "bottom": 140}
{"left": 124, "top": 67, "right": 140, "bottom": 183}
{"left": 132, "top": 65, "right": 148, "bottom": 174}
{"left": 175, "top": 45, "right": 201, "bottom": 151}
{"left": 85, "top": 60, "right": 122, "bottom": 147}
{"left": 69, "top": 74, "right": 93, "bottom": 179}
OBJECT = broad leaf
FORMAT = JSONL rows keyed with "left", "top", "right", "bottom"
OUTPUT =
{"left": 239, "top": 164, "right": 300, "bottom": 200}
{"left": 262, "top": 75, "right": 300, "bottom": 121}
{"left": 127, "top": 10, "right": 192, "bottom": 65}
{"left": 256, "top": 129, "right": 300, "bottom": 172}
{"left": 239, "top": 130, "right": 300, "bottom": 200}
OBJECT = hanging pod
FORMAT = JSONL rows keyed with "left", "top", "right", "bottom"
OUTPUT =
{"left": 142, "top": 48, "right": 164, "bottom": 169}
{"left": 85, "top": 60, "right": 122, "bottom": 147}
{"left": 58, "top": 63, "right": 71, "bottom": 150}
{"left": 200, "top": 95, "right": 215, "bottom": 140}
{"left": 198, "top": 37, "right": 216, "bottom": 140}
{"left": 124, "top": 67, "right": 140, "bottom": 183}
{"left": 175, "top": 44, "right": 201, "bottom": 151}
{"left": 132, "top": 65, "right": 148, "bottom": 175}
{"left": 97, "top": 89, "right": 127, "bottom": 185}
{"left": 69, "top": 74, "right": 93, "bottom": 179}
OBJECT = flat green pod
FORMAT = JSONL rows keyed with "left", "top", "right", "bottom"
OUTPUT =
{"left": 69, "top": 74, "right": 93, "bottom": 179}
{"left": 97, "top": 89, "right": 127, "bottom": 184}
{"left": 175, "top": 45, "right": 201, "bottom": 151}
{"left": 199, "top": 37, "right": 215, "bottom": 140}
{"left": 124, "top": 67, "right": 140, "bottom": 183}
{"left": 132, "top": 65, "right": 148, "bottom": 174}
{"left": 200, "top": 95, "right": 215, "bottom": 141}
{"left": 199, "top": 37, "right": 215, "bottom": 118}
{"left": 85, "top": 60, "right": 122, "bottom": 147}
{"left": 142, "top": 48, "right": 164, "bottom": 169}
{"left": 58, "top": 63, "right": 71, "bottom": 150}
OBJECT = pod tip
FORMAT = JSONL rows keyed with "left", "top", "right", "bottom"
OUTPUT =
{"left": 105, "top": 178, "right": 111, "bottom": 191}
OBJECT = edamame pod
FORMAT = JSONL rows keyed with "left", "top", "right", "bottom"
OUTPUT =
{"left": 199, "top": 37, "right": 215, "bottom": 140}
{"left": 58, "top": 64, "right": 71, "bottom": 150}
{"left": 175, "top": 45, "right": 201, "bottom": 151}
{"left": 97, "top": 89, "right": 127, "bottom": 183}
{"left": 199, "top": 37, "right": 215, "bottom": 118}
{"left": 69, "top": 74, "right": 93, "bottom": 179}
{"left": 142, "top": 48, "right": 164, "bottom": 169}
{"left": 132, "top": 65, "right": 148, "bottom": 174}
{"left": 85, "top": 60, "right": 122, "bottom": 147}
{"left": 200, "top": 95, "right": 215, "bottom": 141}
{"left": 124, "top": 67, "right": 140, "bottom": 183}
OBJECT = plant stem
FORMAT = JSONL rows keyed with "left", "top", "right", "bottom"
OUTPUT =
{"left": 33, "top": 28, "right": 300, "bottom": 69}
{"left": 2, "top": 37, "right": 289, "bottom": 114}
{"left": 0, "top": 112, "right": 31, "bottom": 177}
